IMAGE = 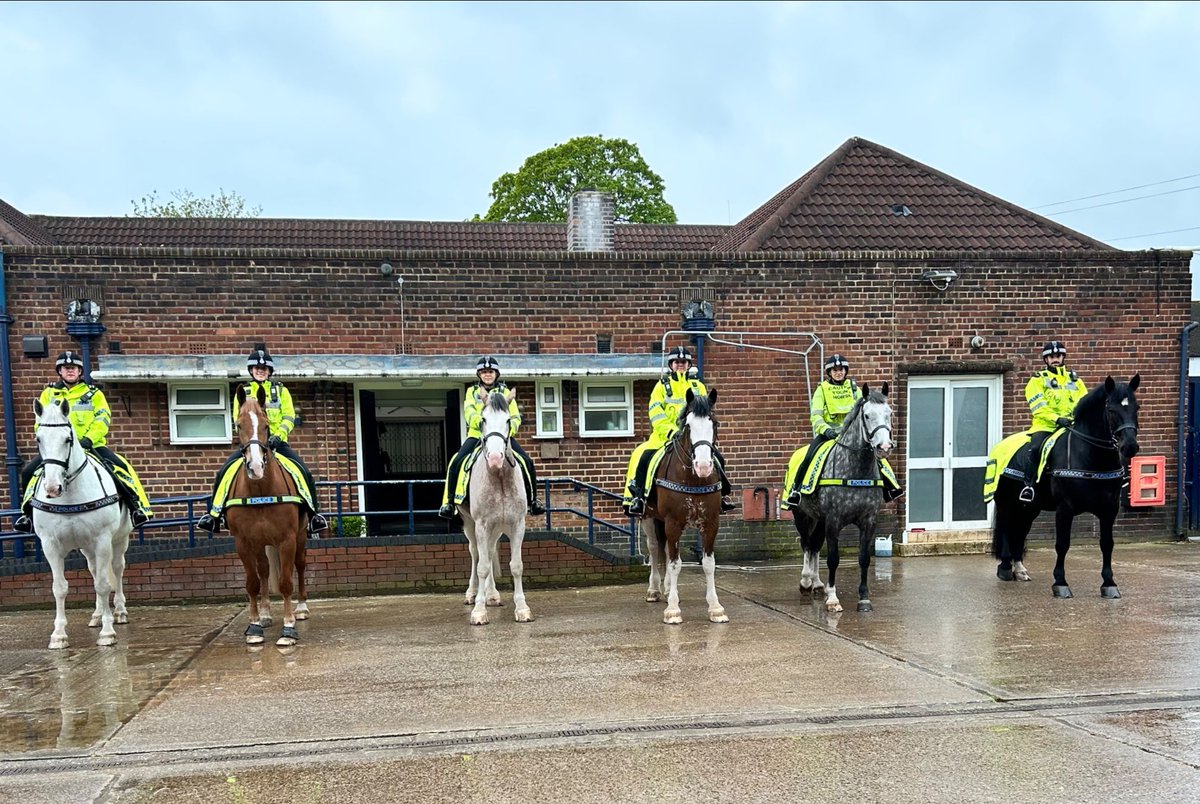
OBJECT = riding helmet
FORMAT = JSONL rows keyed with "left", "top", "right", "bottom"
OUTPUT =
{"left": 54, "top": 351, "right": 85, "bottom": 371}
{"left": 1041, "top": 340, "right": 1067, "bottom": 359}
{"left": 476, "top": 355, "right": 500, "bottom": 377}
{"left": 247, "top": 347, "right": 275, "bottom": 376}
{"left": 666, "top": 346, "right": 693, "bottom": 364}
{"left": 824, "top": 353, "right": 850, "bottom": 374}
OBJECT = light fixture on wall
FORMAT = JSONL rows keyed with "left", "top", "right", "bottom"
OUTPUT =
{"left": 920, "top": 269, "right": 958, "bottom": 291}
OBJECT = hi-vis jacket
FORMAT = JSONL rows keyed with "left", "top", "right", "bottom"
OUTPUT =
{"left": 233, "top": 380, "right": 296, "bottom": 442}
{"left": 810, "top": 379, "right": 861, "bottom": 438}
{"left": 36, "top": 381, "right": 112, "bottom": 446}
{"left": 1025, "top": 366, "right": 1086, "bottom": 432}
{"left": 649, "top": 371, "right": 707, "bottom": 444}
{"left": 466, "top": 382, "right": 521, "bottom": 439}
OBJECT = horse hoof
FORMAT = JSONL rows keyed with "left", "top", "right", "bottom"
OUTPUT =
{"left": 812, "top": 585, "right": 826, "bottom": 598}
{"left": 645, "top": 592, "right": 663, "bottom": 603}
{"left": 259, "top": 615, "right": 273, "bottom": 628}
{"left": 485, "top": 596, "right": 504, "bottom": 608}
{"left": 857, "top": 600, "right": 873, "bottom": 613}
{"left": 97, "top": 633, "right": 117, "bottom": 647}
{"left": 115, "top": 612, "right": 129, "bottom": 624}
{"left": 470, "top": 613, "right": 490, "bottom": 626}
{"left": 88, "top": 616, "right": 102, "bottom": 628}
{"left": 1052, "top": 584, "right": 1073, "bottom": 599}
{"left": 799, "top": 579, "right": 813, "bottom": 591}
{"left": 826, "top": 602, "right": 843, "bottom": 613}
{"left": 1015, "top": 571, "right": 1032, "bottom": 582}
{"left": 515, "top": 608, "right": 535, "bottom": 623}
{"left": 244, "top": 623, "right": 265, "bottom": 644}
{"left": 997, "top": 566, "right": 1014, "bottom": 582}
{"left": 276, "top": 636, "right": 296, "bottom": 647}
{"left": 48, "top": 637, "right": 68, "bottom": 650}
{"left": 464, "top": 595, "right": 476, "bottom": 605}
{"left": 709, "top": 609, "right": 729, "bottom": 623}
{"left": 1101, "top": 586, "right": 1121, "bottom": 599}
{"left": 294, "top": 609, "right": 309, "bottom": 621}
{"left": 663, "top": 610, "right": 683, "bottom": 625}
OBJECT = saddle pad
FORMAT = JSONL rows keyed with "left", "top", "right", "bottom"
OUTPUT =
{"left": 23, "top": 454, "right": 116, "bottom": 508}
{"left": 452, "top": 445, "right": 484, "bottom": 505}
{"left": 219, "top": 453, "right": 314, "bottom": 509}
{"left": 982, "top": 430, "right": 1066, "bottom": 503}
{"left": 646, "top": 442, "right": 724, "bottom": 489}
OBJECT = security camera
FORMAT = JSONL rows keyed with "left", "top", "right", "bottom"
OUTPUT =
{"left": 379, "top": 262, "right": 394, "bottom": 276}
{"left": 920, "top": 268, "right": 958, "bottom": 290}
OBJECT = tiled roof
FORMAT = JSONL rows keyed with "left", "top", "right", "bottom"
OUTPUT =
{"left": 30, "top": 216, "right": 728, "bottom": 252}
{"left": 0, "top": 198, "right": 57, "bottom": 246}
{"left": 712, "top": 137, "right": 1113, "bottom": 252}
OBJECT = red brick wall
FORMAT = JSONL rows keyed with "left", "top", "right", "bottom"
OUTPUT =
{"left": 0, "top": 247, "right": 1190, "bottom": 545}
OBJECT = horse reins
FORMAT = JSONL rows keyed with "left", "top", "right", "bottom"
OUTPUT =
{"left": 37, "top": 422, "right": 91, "bottom": 486}
{"left": 1056, "top": 399, "right": 1137, "bottom": 481}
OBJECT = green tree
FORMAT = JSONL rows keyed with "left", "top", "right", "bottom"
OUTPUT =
{"left": 130, "top": 188, "right": 262, "bottom": 218}
{"left": 480, "top": 135, "right": 677, "bottom": 224}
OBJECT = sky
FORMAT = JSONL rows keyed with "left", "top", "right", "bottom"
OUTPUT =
{"left": 3, "top": 1, "right": 1198, "bottom": 290}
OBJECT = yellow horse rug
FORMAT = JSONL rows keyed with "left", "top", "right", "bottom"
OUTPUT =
{"left": 452, "top": 445, "right": 535, "bottom": 505}
{"left": 782, "top": 441, "right": 900, "bottom": 502}
{"left": 982, "top": 429, "right": 1068, "bottom": 503}
{"left": 23, "top": 452, "right": 151, "bottom": 512}
{"left": 214, "top": 453, "right": 313, "bottom": 511}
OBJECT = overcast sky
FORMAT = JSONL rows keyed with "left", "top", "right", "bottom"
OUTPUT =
{"left": 3, "top": 1, "right": 1197, "bottom": 288}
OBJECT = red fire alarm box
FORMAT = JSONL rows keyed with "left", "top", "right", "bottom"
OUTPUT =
{"left": 1129, "top": 455, "right": 1165, "bottom": 506}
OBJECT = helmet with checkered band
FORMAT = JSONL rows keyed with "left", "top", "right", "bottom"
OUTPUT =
{"left": 247, "top": 347, "right": 275, "bottom": 377}
{"left": 824, "top": 353, "right": 850, "bottom": 376}
{"left": 666, "top": 346, "right": 693, "bottom": 366}
{"left": 1042, "top": 340, "right": 1067, "bottom": 361}
{"left": 55, "top": 351, "right": 85, "bottom": 372}
{"left": 476, "top": 355, "right": 501, "bottom": 380}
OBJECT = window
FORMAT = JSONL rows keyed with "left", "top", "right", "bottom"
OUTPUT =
{"left": 906, "top": 375, "right": 1002, "bottom": 530}
{"left": 578, "top": 380, "right": 632, "bottom": 437}
{"left": 169, "top": 383, "right": 231, "bottom": 444}
{"left": 535, "top": 380, "right": 562, "bottom": 437}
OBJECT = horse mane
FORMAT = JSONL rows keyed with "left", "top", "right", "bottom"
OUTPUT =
{"left": 675, "top": 390, "right": 715, "bottom": 428}
{"left": 486, "top": 390, "right": 509, "bottom": 413}
{"left": 1071, "top": 384, "right": 1108, "bottom": 420}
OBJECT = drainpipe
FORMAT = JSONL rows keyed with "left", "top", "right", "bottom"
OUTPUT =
{"left": 1177, "top": 321, "right": 1198, "bottom": 538}
{"left": 0, "top": 249, "right": 19, "bottom": 508}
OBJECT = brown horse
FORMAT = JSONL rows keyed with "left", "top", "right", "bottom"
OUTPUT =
{"left": 225, "top": 385, "right": 309, "bottom": 647}
{"left": 639, "top": 388, "right": 728, "bottom": 624}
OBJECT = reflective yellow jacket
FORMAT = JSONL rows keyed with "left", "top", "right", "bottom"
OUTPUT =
{"left": 1025, "top": 366, "right": 1086, "bottom": 433}
{"left": 466, "top": 382, "right": 521, "bottom": 439}
{"left": 810, "top": 379, "right": 861, "bottom": 438}
{"left": 36, "top": 381, "right": 111, "bottom": 446}
{"left": 232, "top": 380, "right": 296, "bottom": 441}
{"left": 649, "top": 372, "right": 708, "bottom": 444}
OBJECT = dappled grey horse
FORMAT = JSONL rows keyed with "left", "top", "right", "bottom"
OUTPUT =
{"left": 793, "top": 384, "right": 894, "bottom": 613}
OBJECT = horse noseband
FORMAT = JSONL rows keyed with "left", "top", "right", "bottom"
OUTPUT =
{"left": 38, "top": 421, "right": 84, "bottom": 482}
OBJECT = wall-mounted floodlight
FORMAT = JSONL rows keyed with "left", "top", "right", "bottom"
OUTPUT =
{"left": 920, "top": 269, "right": 958, "bottom": 291}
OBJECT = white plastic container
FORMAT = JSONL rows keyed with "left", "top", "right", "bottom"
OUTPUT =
{"left": 874, "top": 535, "right": 893, "bottom": 557}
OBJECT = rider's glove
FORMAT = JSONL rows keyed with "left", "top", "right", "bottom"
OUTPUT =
{"left": 1055, "top": 417, "right": 1072, "bottom": 428}
{"left": 823, "top": 427, "right": 838, "bottom": 439}
{"left": 267, "top": 435, "right": 282, "bottom": 449}
{"left": 79, "top": 436, "right": 93, "bottom": 450}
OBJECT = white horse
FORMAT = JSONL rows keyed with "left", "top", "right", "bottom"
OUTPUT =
{"left": 31, "top": 399, "right": 131, "bottom": 649}
{"left": 458, "top": 388, "right": 532, "bottom": 625}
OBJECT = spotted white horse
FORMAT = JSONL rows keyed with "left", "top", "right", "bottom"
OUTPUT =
{"left": 458, "top": 388, "right": 533, "bottom": 625}
{"left": 30, "top": 398, "right": 131, "bottom": 649}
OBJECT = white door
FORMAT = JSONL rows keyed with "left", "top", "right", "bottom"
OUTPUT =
{"left": 907, "top": 375, "right": 1002, "bottom": 530}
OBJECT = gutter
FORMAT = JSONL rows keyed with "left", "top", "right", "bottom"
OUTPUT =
{"left": 1177, "top": 321, "right": 1199, "bottom": 538}
{"left": 0, "top": 248, "right": 19, "bottom": 508}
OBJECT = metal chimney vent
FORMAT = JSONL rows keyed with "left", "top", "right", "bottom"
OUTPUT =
{"left": 567, "top": 191, "right": 615, "bottom": 252}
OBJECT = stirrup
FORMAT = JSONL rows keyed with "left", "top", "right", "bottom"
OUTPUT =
{"left": 131, "top": 509, "right": 150, "bottom": 527}
{"left": 196, "top": 514, "right": 220, "bottom": 533}
{"left": 528, "top": 499, "right": 546, "bottom": 516}
{"left": 626, "top": 497, "right": 646, "bottom": 516}
{"left": 720, "top": 496, "right": 737, "bottom": 513}
{"left": 1018, "top": 485, "right": 1036, "bottom": 503}
{"left": 438, "top": 503, "right": 456, "bottom": 520}
{"left": 308, "top": 513, "right": 329, "bottom": 533}
{"left": 12, "top": 515, "right": 32, "bottom": 533}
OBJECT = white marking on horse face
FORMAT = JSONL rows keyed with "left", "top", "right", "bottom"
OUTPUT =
{"left": 1120, "top": 398, "right": 1129, "bottom": 407}
{"left": 863, "top": 400, "right": 894, "bottom": 455}
{"left": 36, "top": 410, "right": 73, "bottom": 496}
{"left": 481, "top": 400, "right": 510, "bottom": 467}
{"left": 245, "top": 409, "right": 265, "bottom": 479}
{"left": 688, "top": 413, "right": 715, "bottom": 478}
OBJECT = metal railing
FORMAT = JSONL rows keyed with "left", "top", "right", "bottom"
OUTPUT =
{"left": 0, "top": 476, "right": 641, "bottom": 563}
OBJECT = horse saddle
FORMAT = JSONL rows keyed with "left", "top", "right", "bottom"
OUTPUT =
{"left": 220, "top": 453, "right": 313, "bottom": 509}
{"left": 452, "top": 445, "right": 486, "bottom": 505}
{"left": 645, "top": 440, "right": 724, "bottom": 496}
{"left": 23, "top": 453, "right": 123, "bottom": 509}
{"left": 982, "top": 430, "right": 1067, "bottom": 503}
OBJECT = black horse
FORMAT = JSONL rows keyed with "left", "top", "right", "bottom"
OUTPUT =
{"left": 991, "top": 375, "right": 1141, "bottom": 599}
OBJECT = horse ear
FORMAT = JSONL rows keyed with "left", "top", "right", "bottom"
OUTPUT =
{"left": 862, "top": 383, "right": 870, "bottom": 397}
{"left": 708, "top": 388, "right": 717, "bottom": 407}
{"left": 256, "top": 385, "right": 267, "bottom": 406}
{"left": 506, "top": 388, "right": 516, "bottom": 404}
{"left": 1105, "top": 376, "right": 1116, "bottom": 394}
{"left": 881, "top": 382, "right": 889, "bottom": 397}
{"left": 34, "top": 399, "right": 43, "bottom": 418}
{"left": 1129, "top": 373, "right": 1140, "bottom": 392}
{"left": 236, "top": 385, "right": 248, "bottom": 406}
{"left": 58, "top": 400, "right": 70, "bottom": 419}
{"left": 686, "top": 388, "right": 696, "bottom": 405}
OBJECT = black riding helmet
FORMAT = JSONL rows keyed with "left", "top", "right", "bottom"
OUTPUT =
{"left": 55, "top": 351, "right": 85, "bottom": 379}
{"left": 666, "top": 346, "right": 693, "bottom": 364}
{"left": 1042, "top": 340, "right": 1067, "bottom": 361}
{"left": 824, "top": 353, "right": 850, "bottom": 377}
{"left": 476, "top": 355, "right": 501, "bottom": 382}
{"left": 247, "top": 347, "right": 275, "bottom": 377}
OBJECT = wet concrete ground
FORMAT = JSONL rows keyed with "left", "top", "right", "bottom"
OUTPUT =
{"left": 0, "top": 542, "right": 1198, "bottom": 803}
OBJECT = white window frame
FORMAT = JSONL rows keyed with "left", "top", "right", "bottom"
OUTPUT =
{"left": 535, "top": 380, "right": 563, "bottom": 438}
{"left": 906, "top": 374, "right": 1002, "bottom": 531}
{"left": 578, "top": 379, "right": 634, "bottom": 438}
{"left": 168, "top": 382, "right": 232, "bottom": 445}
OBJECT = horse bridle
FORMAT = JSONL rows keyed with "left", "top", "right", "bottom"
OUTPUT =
{"left": 481, "top": 421, "right": 516, "bottom": 467}
{"left": 670, "top": 413, "right": 716, "bottom": 470}
{"left": 38, "top": 422, "right": 89, "bottom": 486}
{"left": 836, "top": 399, "right": 891, "bottom": 454}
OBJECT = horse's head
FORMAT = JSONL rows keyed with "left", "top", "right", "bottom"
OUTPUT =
{"left": 235, "top": 384, "right": 271, "bottom": 480}
{"left": 1103, "top": 374, "right": 1141, "bottom": 462}
{"left": 858, "top": 383, "right": 894, "bottom": 458}
{"left": 34, "top": 398, "right": 79, "bottom": 498}
{"left": 680, "top": 388, "right": 718, "bottom": 478}
{"left": 480, "top": 388, "right": 515, "bottom": 469}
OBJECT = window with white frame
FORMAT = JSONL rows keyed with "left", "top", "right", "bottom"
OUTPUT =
{"left": 169, "top": 383, "right": 231, "bottom": 444}
{"left": 535, "top": 380, "right": 563, "bottom": 437}
{"left": 578, "top": 380, "right": 633, "bottom": 437}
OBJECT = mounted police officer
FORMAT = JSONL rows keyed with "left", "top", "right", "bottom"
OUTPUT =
{"left": 1018, "top": 339, "right": 1086, "bottom": 502}
{"left": 196, "top": 347, "right": 329, "bottom": 533}
{"left": 14, "top": 350, "right": 152, "bottom": 532}
{"left": 623, "top": 346, "right": 735, "bottom": 516}
{"left": 783, "top": 353, "right": 862, "bottom": 508}
{"left": 438, "top": 356, "right": 545, "bottom": 520}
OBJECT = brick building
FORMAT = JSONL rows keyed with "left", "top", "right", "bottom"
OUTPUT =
{"left": 0, "top": 137, "right": 1191, "bottom": 602}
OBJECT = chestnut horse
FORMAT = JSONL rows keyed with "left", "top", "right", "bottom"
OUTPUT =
{"left": 225, "top": 386, "right": 309, "bottom": 647}
{"left": 640, "top": 388, "right": 727, "bottom": 625}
